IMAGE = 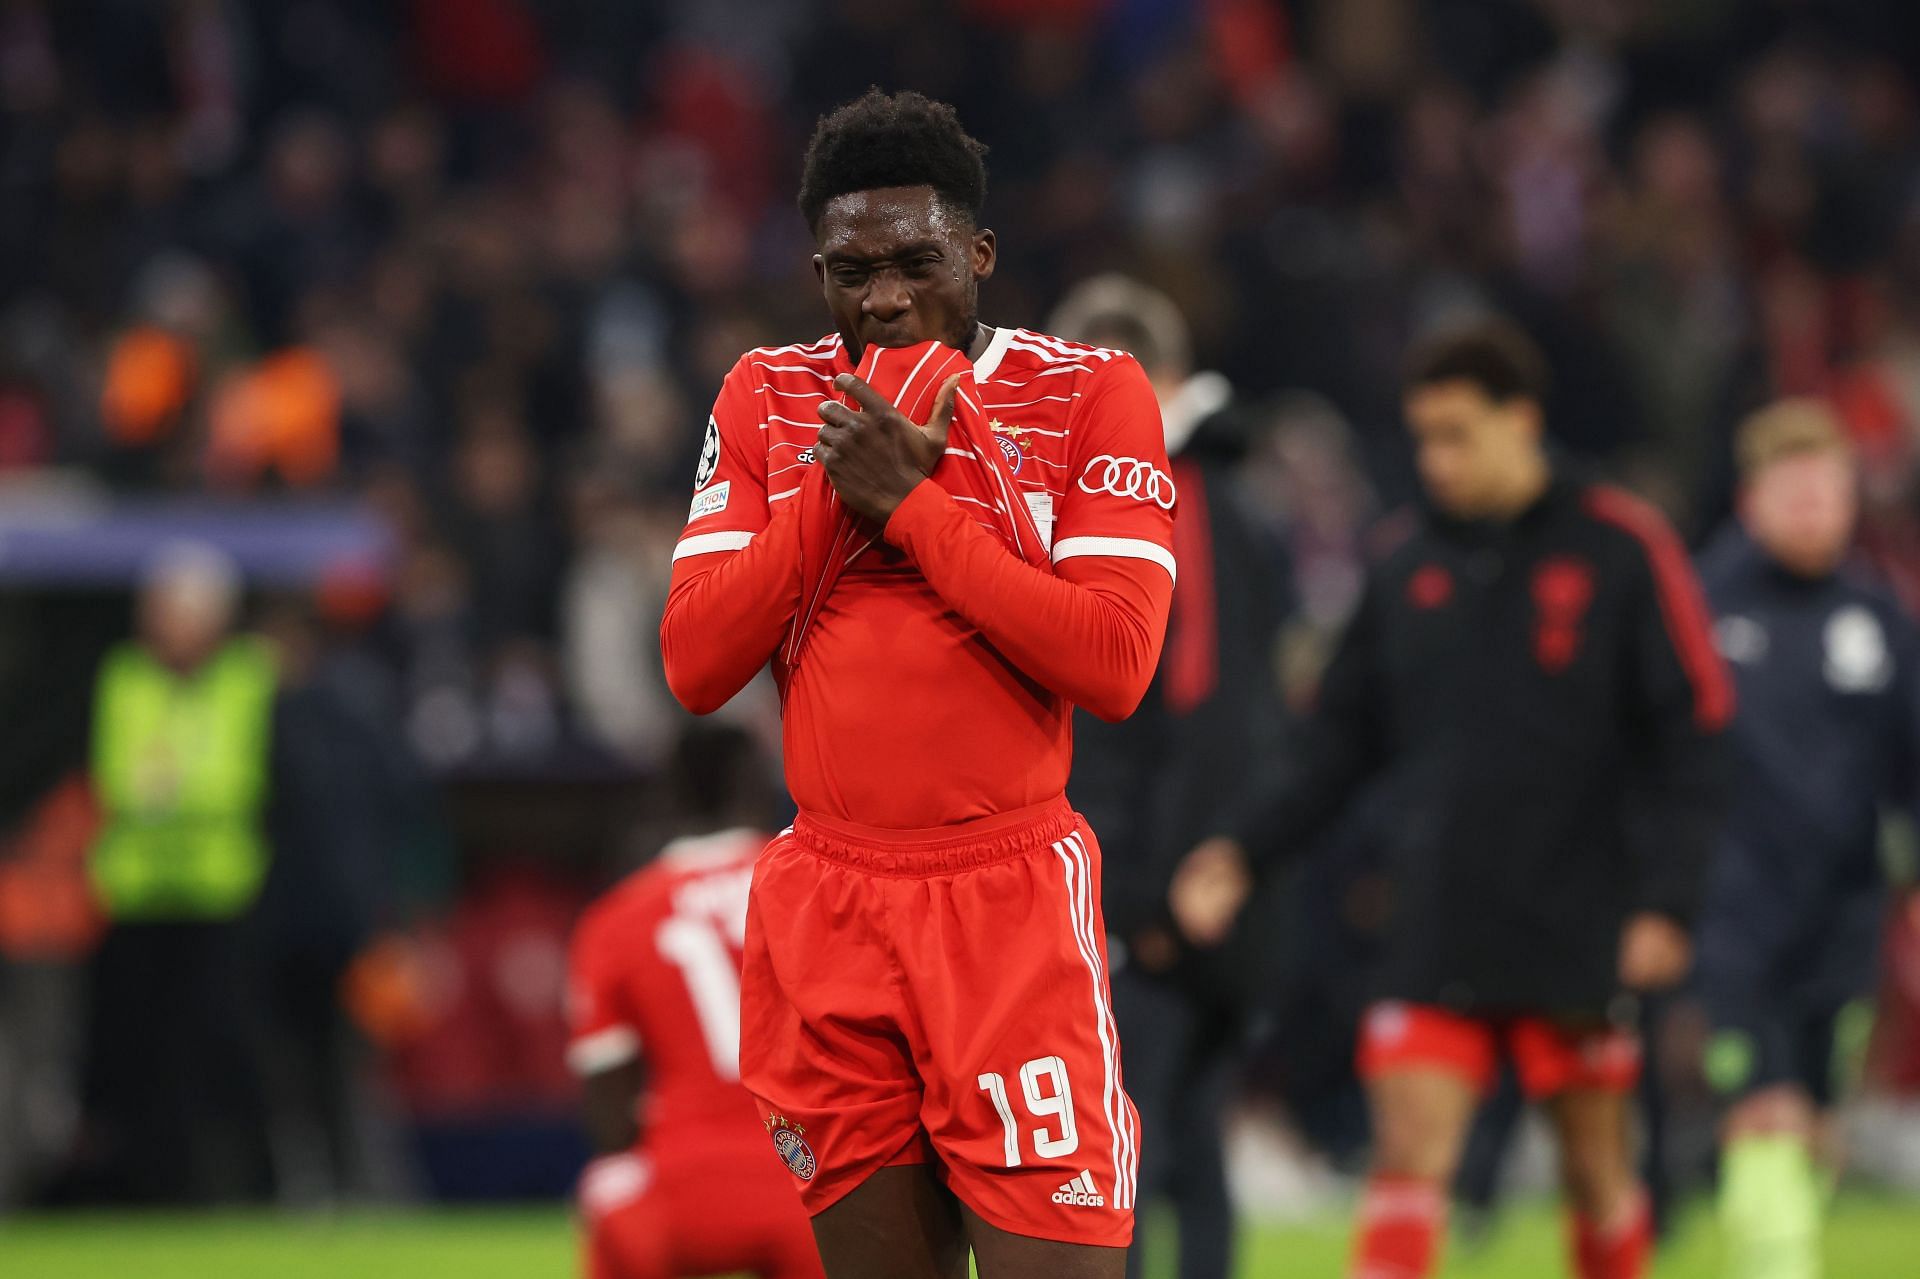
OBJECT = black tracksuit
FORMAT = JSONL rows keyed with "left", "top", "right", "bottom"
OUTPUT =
{"left": 1073, "top": 410, "right": 1292, "bottom": 949}
{"left": 1694, "top": 529, "right": 1920, "bottom": 1099}
{"left": 1232, "top": 472, "right": 1731, "bottom": 1017}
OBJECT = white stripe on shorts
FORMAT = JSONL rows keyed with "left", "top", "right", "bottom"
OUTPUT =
{"left": 1052, "top": 833, "right": 1137, "bottom": 1209}
{"left": 1068, "top": 832, "right": 1139, "bottom": 1207}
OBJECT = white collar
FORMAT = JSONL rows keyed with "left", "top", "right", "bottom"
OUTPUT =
{"left": 972, "top": 325, "right": 1015, "bottom": 381}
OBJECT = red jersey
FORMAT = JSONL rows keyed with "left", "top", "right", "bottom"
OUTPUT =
{"left": 565, "top": 830, "right": 765, "bottom": 1139}
{"left": 660, "top": 327, "right": 1177, "bottom": 829}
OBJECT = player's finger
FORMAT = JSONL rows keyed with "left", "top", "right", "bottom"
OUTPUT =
{"left": 833, "top": 373, "right": 895, "bottom": 418}
{"left": 922, "top": 374, "right": 963, "bottom": 447}
{"left": 817, "top": 400, "right": 864, "bottom": 430}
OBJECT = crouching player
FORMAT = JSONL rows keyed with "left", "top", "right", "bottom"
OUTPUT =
{"left": 567, "top": 731, "right": 824, "bottom": 1279}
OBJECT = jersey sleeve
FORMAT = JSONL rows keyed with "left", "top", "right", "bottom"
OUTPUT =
{"left": 660, "top": 356, "right": 805, "bottom": 714}
{"left": 565, "top": 905, "right": 643, "bottom": 1078}
{"left": 673, "top": 354, "right": 769, "bottom": 562}
{"left": 1050, "top": 355, "right": 1178, "bottom": 585}
{"left": 1588, "top": 489, "right": 1733, "bottom": 924}
{"left": 883, "top": 484, "right": 1173, "bottom": 721}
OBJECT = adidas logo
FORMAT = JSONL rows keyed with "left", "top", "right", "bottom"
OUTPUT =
{"left": 1051, "top": 1170, "right": 1106, "bottom": 1208}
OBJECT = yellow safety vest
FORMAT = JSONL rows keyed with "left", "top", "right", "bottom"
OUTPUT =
{"left": 88, "top": 637, "right": 276, "bottom": 920}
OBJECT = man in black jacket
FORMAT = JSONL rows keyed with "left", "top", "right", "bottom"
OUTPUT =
{"left": 1051, "top": 276, "right": 1292, "bottom": 1279}
{"left": 1694, "top": 400, "right": 1919, "bottom": 1279}
{"left": 1172, "top": 320, "right": 1730, "bottom": 1279}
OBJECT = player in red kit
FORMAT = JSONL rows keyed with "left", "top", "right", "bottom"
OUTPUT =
{"left": 567, "top": 731, "right": 824, "bottom": 1279}
{"left": 659, "top": 91, "right": 1176, "bottom": 1278}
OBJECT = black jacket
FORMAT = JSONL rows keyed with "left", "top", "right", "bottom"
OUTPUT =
{"left": 1233, "top": 473, "right": 1731, "bottom": 1015}
{"left": 1696, "top": 528, "right": 1920, "bottom": 1002}
{"left": 1071, "top": 402, "right": 1291, "bottom": 948}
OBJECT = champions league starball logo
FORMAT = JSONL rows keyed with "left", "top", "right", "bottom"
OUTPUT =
{"left": 765, "top": 1114, "right": 817, "bottom": 1181}
{"left": 694, "top": 417, "right": 721, "bottom": 490}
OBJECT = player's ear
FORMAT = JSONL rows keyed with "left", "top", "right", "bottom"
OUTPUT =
{"left": 971, "top": 228, "right": 996, "bottom": 283}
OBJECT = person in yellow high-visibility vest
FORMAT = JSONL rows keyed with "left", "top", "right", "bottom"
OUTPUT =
{"left": 83, "top": 542, "right": 279, "bottom": 1202}
{"left": 90, "top": 589, "right": 275, "bottom": 920}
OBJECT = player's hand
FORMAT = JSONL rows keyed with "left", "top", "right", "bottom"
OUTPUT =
{"left": 1618, "top": 912, "right": 1692, "bottom": 991}
{"left": 1169, "top": 837, "right": 1253, "bottom": 947}
{"left": 816, "top": 372, "right": 960, "bottom": 523}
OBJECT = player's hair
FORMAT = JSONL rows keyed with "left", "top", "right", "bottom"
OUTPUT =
{"left": 798, "top": 88, "right": 989, "bottom": 234}
{"left": 1736, "top": 398, "right": 1851, "bottom": 478}
{"left": 1047, "top": 274, "right": 1191, "bottom": 375}
{"left": 1405, "top": 318, "right": 1550, "bottom": 405}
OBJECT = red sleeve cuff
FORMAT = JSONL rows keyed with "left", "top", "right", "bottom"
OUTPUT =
{"left": 882, "top": 479, "right": 951, "bottom": 549}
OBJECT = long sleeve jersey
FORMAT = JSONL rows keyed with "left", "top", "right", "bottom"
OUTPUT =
{"left": 660, "top": 328, "right": 1177, "bottom": 830}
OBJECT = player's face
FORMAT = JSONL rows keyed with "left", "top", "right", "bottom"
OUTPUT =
{"left": 1404, "top": 380, "right": 1541, "bottom": 519}
{"left": 1743, "top": 449, "right": 1857, "bottom": 578}
{"left": 814, "top": 185, "right": 995, "bottom": 360}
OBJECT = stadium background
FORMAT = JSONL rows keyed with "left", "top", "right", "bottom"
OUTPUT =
{"left": 2, "top": 0, "right": 1919, "bottom": 1274}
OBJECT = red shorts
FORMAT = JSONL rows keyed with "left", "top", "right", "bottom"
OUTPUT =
{"left": 739, "top": 796, "right": 1138, "bottom": 1248}
{"left": 580, "top": 1134, "right": 823, "bottom": 1279}
{"left": 1357, "top": 1001, "right": 1642, "bottom": 1099}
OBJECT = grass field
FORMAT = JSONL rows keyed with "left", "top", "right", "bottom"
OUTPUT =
{"left": 1, "top": 1196, "right": 1916, "bottom": 1278}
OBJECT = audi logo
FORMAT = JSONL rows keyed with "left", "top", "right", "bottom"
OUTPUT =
{"left": 1078, "top": 455, "right": 1177, "bottom": 509}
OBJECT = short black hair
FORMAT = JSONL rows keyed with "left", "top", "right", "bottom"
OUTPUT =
{"left": 798, "top": 88, "right": 988, "bottom": 234}
{"left": 1405, "top": 318, "right": 1550, "bottom": 404}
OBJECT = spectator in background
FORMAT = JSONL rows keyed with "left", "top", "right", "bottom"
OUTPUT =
{"left": 1693, "top": 402, "right": 1920, "bottom": 1279}
{"left": 84, "top": 542, "right": 278, "bottom": 1201}
{"left": 1051, "top": 275, "right": 1292, "bottom": 1279}
{"left": 254, "top": 598, "right": 442, "bottom": 1205}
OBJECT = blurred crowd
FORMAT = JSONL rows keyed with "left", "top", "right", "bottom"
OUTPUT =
{"left": 4, "top": 0, "right": 1920, "bottom": 1210}
{"left": 4, "top": 0, "right": 1919, "bottom": 774}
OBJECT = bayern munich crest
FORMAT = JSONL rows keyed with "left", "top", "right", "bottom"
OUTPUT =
{"left": 996, "top": 434, "right": 1023, "bottom": 473}
{"left": 766, "top": 1115, "right": 816, "bottom": 1181}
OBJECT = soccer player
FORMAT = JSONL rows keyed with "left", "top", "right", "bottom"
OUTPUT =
{"left": 659, "top": 91, "right": 1175, "bottom": 1278}
{"left": 1171, "top": 319, "right": 1731, "bottom": 1279}
{"left": 567, "top": 727, "right": 824, "bottom": 1279}
{"left": 1694, "top": 401, "right": 1920, "bottom": 1279}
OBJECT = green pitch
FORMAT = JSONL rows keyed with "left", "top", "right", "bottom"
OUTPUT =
{"left": 2, "top": 1196, "right": 1915, "bottom": 1278}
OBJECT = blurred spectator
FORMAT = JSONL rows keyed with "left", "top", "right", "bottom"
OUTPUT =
{"left": 79, "top": 544, "right": 437, "bottom": 1205}
{"left": 3, "top": 0, "right": 1915, "bottom": 776}
{"left": 82, "top": 542, "right": 278, "bottom": 1202}
{"left": 0, "top": 778, "right": 102, "bottom": 1206}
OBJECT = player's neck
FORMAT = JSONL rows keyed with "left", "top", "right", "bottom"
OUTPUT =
{"left": 966, "top": 322, "right": 993, "bottom": 362}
